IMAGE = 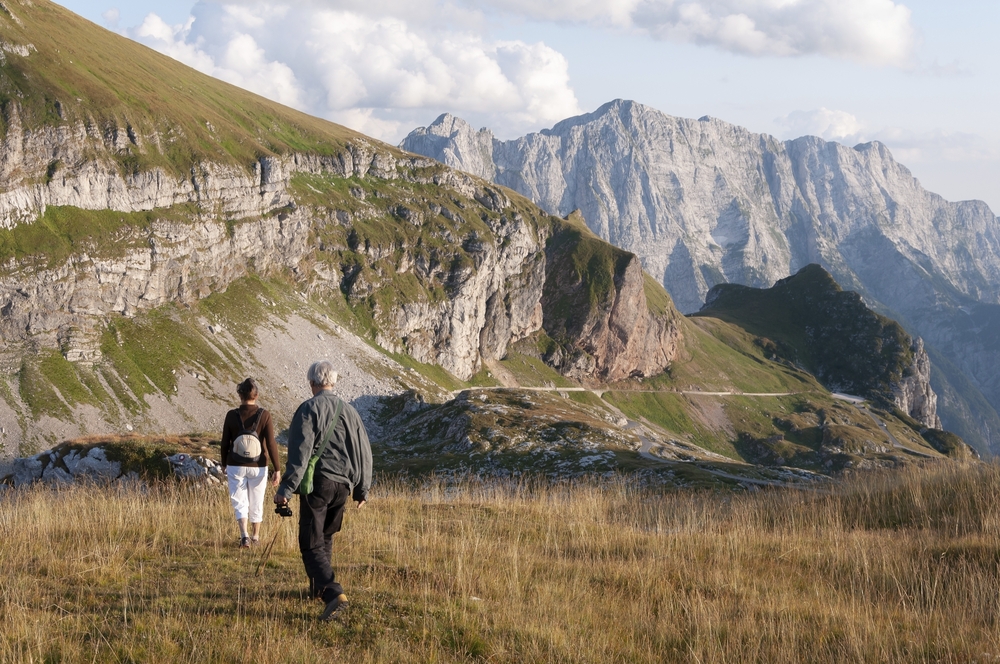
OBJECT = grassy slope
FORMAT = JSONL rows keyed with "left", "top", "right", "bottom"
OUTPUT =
{"left": 693, "top": 264, "right": 914, "bottom": 401}
{"left": 4, "top": 465, "right": 1000, "bottom": 662}
{"left": 0, "top": 0, "right": 366, "bottom": 175}
{"left": 602, "top": 315, "right": 942, "bottom": 464}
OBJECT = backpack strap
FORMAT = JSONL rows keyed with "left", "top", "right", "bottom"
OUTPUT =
{"left": 240, "top": 407, "right": 264, "bottom": 433}
{"left": 310, "top": 399, "right": 344, "bottom": 466}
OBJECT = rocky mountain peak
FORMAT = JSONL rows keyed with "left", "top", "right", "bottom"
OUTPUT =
{"left": 400, "top": 113, "right": 496, "bottom": 180}
{"left": 400, "top": 100, "right": 1000, "bottom": 453}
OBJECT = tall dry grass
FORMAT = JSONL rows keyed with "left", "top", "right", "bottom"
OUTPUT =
{"left": 2, "top": 464, "right": 1000, "bottom": 662}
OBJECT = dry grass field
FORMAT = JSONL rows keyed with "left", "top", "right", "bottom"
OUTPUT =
{"left": 3, "top": 463, "right": 1000, "bottom": 662}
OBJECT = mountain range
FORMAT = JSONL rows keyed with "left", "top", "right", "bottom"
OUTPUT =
{"left": 0, "top": 0, "right": 973, "bottom": 485}
{"left": 402, "top": 103, "right": 1000, "bottom": 454}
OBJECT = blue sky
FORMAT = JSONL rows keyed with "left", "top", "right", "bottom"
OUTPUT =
{"left": 55, "top": 0, "right": 1000, "bottom": 212}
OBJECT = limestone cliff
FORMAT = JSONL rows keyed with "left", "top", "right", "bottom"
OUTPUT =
{"left": 892, "top": 338, "right": 941, "bottom": 429}
{"left": 540, "top": 216, "right": 681, "bottom": 381}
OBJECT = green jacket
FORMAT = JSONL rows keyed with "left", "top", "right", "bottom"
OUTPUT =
{"left": 277, "top": 390, "right": 373, "bottom": 502}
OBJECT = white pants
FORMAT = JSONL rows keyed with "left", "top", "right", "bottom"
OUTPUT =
{"left": 227, "top": 466, "right": 268, "bottom": 523}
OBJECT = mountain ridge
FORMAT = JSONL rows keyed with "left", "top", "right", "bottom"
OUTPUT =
{"left": 401, "top": 101, "right": 1000, "bottom": 454}
{"left": 0, "top": 1, "right": 966, "bottom": 482}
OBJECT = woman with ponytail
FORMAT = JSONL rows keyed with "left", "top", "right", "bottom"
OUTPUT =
{"left": 220, "top": 378, "right": 281, "bottom": 548}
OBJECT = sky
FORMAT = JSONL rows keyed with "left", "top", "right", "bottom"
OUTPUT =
{"left": 55, "top": 0, "right": 1000, "bottom": 212}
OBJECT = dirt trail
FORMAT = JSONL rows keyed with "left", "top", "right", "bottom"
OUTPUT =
{"left": 857, "top": 405, "right": 936, "bottom": 459}
{"left": 455, "top": 385, "right": 796, "bottom": 398}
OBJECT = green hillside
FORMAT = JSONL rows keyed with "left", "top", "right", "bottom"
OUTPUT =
{"left": 0, "top": 0, "right": 363, "bottom": 176}
{"left": 694, "top": 264, "right": 914, "bottom": 402}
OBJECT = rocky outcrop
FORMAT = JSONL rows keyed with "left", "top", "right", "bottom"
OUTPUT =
{"left": 402, "top": 101, "right": 1000, "bottom": 451}
{"left": 333, "top": 180, "right": 682, "bottom": 381}
{"left": 366, "top": 189, "right": 551, "bottom": 380}
{"left": 542, "top": 221, "right": 681, "bottom": 381}
{"left": 5, "top": 445, "right": 122, "bottom": 487}
{"left": 0, "top": 209, "right": 314, "bottom": 348}
{"left": 1, "top": 442, "right": 225, "bottom": 488}
{"left": 892, "top": 338, "right": 941, "bottom": 429}
{"left": 0, "top": 101, "right": 403, "bottom": 229}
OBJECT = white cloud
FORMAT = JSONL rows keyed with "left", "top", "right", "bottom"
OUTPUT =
{"left": 469, "top": 0, "right": 916, "bottom": 66}
{"left": 778, "top": 108, "right": 865, "bottom": 141}
{"left": 873, "top": 128, "right": 1000, "bottom": 166}
{"left": 776, "top": 111, "right": 1000, "bottom": 170}
{"left": 102, "top": 8, "right": 120, "bottom": 28}
{"left": 128, "top": 2, "right": 582, "bottom": 142}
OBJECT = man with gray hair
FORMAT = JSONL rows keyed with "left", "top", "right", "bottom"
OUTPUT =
{"left": 275, "top": 359, "right": 373, "bottom": 621}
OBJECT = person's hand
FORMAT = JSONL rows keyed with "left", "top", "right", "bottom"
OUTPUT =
{"left": 274, "top": 494, "right": 288, "bottom": 506}
{"left": 221, "top": 466, "right": 226, "bottom": 474}
{"left": 356, "top": 500, "right": 366, "bottom": 509}
{"left": 271, "top": 471, "right": 280, "bottom": 487}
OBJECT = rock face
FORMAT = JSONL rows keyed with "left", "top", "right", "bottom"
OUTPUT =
{"left": 403, "top": 105, "right": 1000, "bottom": 313}
{"left": 0, "top": 209, "right": 315, "bottom": 346}
{"left": 401, "top": 102, "right": 1000, "bottom": 452}
{"left": 540, "top": 217, "right": 681, "bottom": 381}
{"left": 401, "top": 114, "right": 496, "bottom": 182}
{"left": 893, "top": 338, "right": 941, "bottom": 429}
{"left": 360, "top": 183, "right": 552, "bottom": 380}
{"left": 0, "top": 101, "right": 402, "bottom": 230}
{"left": 0, "top": 126, "right": 417, "bottom": 356}
{"left": 330, "top": 175, "right": 682, "bottom": 382}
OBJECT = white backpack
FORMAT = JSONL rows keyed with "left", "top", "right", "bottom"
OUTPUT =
{"left": 231, "top": 409, "right": 264, "bottom": 462}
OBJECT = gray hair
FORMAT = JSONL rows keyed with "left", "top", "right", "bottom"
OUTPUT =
{"left": 307, "top": 360, "right": 338, "bottom": 387}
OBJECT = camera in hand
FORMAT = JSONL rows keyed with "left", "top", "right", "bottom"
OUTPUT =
{"left": 275, "top": 503, "right": 293, "bottom": 518}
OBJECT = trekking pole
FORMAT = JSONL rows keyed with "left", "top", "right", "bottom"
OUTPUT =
{"left": 257, "top": 502, "right": 293, "bottom": 576}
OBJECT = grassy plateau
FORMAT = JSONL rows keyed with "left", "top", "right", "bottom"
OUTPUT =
{"left": 3, "top": 463, "right": 1000, "bottom": 662}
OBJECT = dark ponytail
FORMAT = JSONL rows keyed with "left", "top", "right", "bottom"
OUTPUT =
{"left": 237, "top": 377, "right": 259, "bottom": 401}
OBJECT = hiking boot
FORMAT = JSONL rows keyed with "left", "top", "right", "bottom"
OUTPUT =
{"left": 319, "top": 593, "right": 348, "bottom": 621}
{"left": 239, "top": 536, "right": 251, "bottom": 549}
{"left": 250, "top": 536, "right": 260, "bottom": 546}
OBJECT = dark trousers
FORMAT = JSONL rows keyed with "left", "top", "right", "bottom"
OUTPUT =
{"left": 298, "top": 474, "right": 351, "bottom": 602}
